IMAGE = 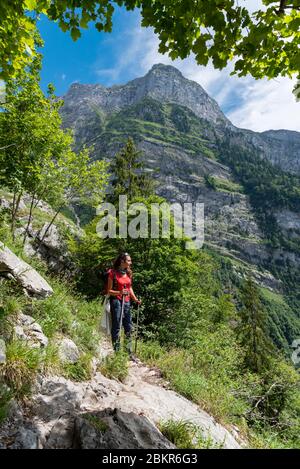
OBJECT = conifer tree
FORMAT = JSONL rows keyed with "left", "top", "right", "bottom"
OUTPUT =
{"left": 238, "top": 277, "right": 275, "bottom": 373}
{"left": 109, "top": 137, "right": 155, "bottom": 205}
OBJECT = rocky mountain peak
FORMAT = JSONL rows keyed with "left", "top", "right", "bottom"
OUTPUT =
{"left": 148, "top": 62, "right": 185, "bottom": 77}
{"left": 61, "top": 63, "right": 230, "bottom": 126}
{"left": 127, "top": 63, "right": 229, "bottom": 125}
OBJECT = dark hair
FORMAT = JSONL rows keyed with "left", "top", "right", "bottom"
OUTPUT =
{"left": 113, "top": 252, "right": 132, "bottom": 278}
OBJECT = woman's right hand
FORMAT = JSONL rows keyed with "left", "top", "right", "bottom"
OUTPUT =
{"left": 121, "top": 288, "right": 129, "bottom": 296}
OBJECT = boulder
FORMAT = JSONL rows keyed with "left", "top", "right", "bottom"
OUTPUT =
{"left": 0, "top": 198, "right": 10, "bottom": 210}
{"left": 58, "top": 338, "right": 80, "bottom": 364}
{"left": 10, "top": 428, "right": 41, "bottom": 449}
{"left": 22, "top": 195, "right": 54, "bottom": 216}
{"left": 0, "top": 338, "right": 6, "bottom": 364}
{"left": 14, "top": 314, "right": 48, "bottom": 348}
{"left": 73, "top": 408, "right": 176, "bottom": 449}
{"left": 37, "top": 223, "right": 64, "bottom": 252}
{"left": 0, "top": 242, "right": 53, "bottom": 298}
{"left": 18, "top": 199, "right": 27, "bottom": 211}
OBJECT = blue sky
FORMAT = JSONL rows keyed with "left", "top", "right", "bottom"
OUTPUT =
{"left": 37, "top": 3, "right": 300, "bottom": 133}
{"left": 38, "top": 8, "right": 144, "bottom": 95}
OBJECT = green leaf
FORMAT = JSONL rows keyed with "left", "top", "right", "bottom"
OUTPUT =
{"left": 70, "top": 27, "right": 81, "bottom": 41}
{"left": 59, "top": 20, "right": 69, "bottom": 33}
{"left": 24, "top": 0, "right": 38, "bottom": 10}
{"left": 290, "top": 17, "right": 300, "bottom": 32}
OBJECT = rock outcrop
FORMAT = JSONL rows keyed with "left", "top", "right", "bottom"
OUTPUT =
{"left": 0, "top": 242, "right": 53, "bottom": 299}
{"left": 0, "top": 339, "right": 242, "bottom": 449}
{"left": 0, "top": 338, "right": 6, "bottom": 364}
{"left": 58, "top": 338, "right": 80, "bottom": 364}
{"left": 61, "top": 63, "right": 230, "bottom": 129}
{"left": 13, "top": 314, "right": 48, "bottom": 348}
{"left": 73, "top": 408, "right": 175, "bottom": 449}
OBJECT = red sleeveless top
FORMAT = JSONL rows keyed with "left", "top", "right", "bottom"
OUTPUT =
{"left": 108, "top": 269, "right": 132, "bottom": 302}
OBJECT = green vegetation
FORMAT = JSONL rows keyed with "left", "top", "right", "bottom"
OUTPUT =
{"left": 99, "top": 351, "right": 129, "bottom": 383}
{"left": 124, "top": 97, "right": 165, "bottom": 125}
{"left": 138, "top": 329, "right": 246, "bottom": 423}
{"left": 237, "top": 278, "right": 275, "bottom": 374}
{"left": 1, "top": 339, "right": 41, "bottom": 398}
{"left": 0, "top": 385, "right": 12, "bottom": 423}
{"left": 159, "top": 419, "right": 223, "bottom": 449}
{"left": 209, "top": 249, "right": 300, "bottom": 354}
{"left": 0, "top": 0, "right": 299, "bottom": 451}
{"left": 204, "top": 175, "right": 244, "bottom": 194}
{"left": 0, "top": 263, "right": 103, "bottom": 381}
{"left": 137, "top": 338, "right": 300, "bottom": 448}
{"left": 1, "top": 137, "right": 300, "bottom": 448}
{"left": 63, "top": 352, "right": 93, "bottom": 382}
{"left": 108, "top": 137, "right": 156, "bottom": 204}
{"left": 259, "top": 287, "right": 300, "bottom": 352}
{"left": 0, "top": 59, "right": 108, "bottom": 247}
{"left": 82, "top": 413, "right": 109, "bottom": 432}
{"left": 217, "top": 137, "right": 300, "bottom": 250}
{"left": 96, "top": 100, "right": 216, "bottom": 158}
{"left": 0, "top": 214, "right": 104, "bottom": 400}
{"left": 216, "top": 137, "right": 300, "bottom": 349}
{"left": 2, "top": 2, "right": 299, "bottom": 96}
{"left": 67, "top": 138, "right": 300, "bottom": 448}
{"left": 0, "top": 67, "right": 299, "bottom": 449}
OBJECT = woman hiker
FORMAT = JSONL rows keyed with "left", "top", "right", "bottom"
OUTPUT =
{"left": 107, "top": 252, "right": 141, "bottom": 361}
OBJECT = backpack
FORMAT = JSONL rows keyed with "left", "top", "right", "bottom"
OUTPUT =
{"left": 101, "top": 268, "right": 117, "bottom": 298}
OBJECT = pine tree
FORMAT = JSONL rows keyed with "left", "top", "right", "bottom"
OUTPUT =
{"left": 108, "top": 138, "right": 156, "bottom": 204}
{"left": 238, "top": 277, "right": 275, "bottom": 373}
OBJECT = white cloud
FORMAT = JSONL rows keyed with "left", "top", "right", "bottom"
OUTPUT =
{"left": 61, "top": 73, "right": 66, "bottom": 81}
{"left": 94, "top": 25, "right": 172, "bottom": 84}
{"left": 227, "top": 76, "right": 300, "bottom": 132}
{"left": 137, "top": 28, "right": 300, "bottom": 132}
{"left": 166, "top": 58, "right": 300, "bottom": 132}
{"left": 240, "top": 0, "right": 265, "bottom": 14}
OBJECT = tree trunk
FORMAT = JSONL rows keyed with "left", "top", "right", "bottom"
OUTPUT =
{"left": 34, "top": 204, "right": 63, "bottom": 254}
{"left": 11, "top": 192, "right": 16, "bottom": 233}
{"left": 34, "top": 188, "right": 46, "bottom": 209}
{"left": 11, "top": 192, "right": 22, "bottom": 241}
{"left": 22, "top": 192, "right": 35, "bottom": 247}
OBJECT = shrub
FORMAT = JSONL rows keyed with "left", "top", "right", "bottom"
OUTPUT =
{"left": 159, "top": 419, "right": 224, "bottom": 449}
{"left": 63, "top": 353, "right": 93, "bottom": 382}
{"left": 1, "top": 341, "right": 41, "bottom": 397}
{"left": 99, "top": 351, "right": 129, "bottom": 383}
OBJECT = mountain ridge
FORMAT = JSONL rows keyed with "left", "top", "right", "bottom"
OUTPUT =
{"left": 63, "top": 63, "right": 230, "bottom": 126}
{"left": 62, "top": 63, "right": 300, "bottom": 174}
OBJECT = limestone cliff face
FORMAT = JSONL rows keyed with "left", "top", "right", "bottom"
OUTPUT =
{"left": 62, "top": 63, "right": 229, "bottom": 127}
{"left": 260, "top": 130, "right": 300, "bottom": 173}
{"left": 230, "top": 127, "right": 300, "bottom": 175}
{"left": 61, "top": 64, "right": 300, "bottom": 175}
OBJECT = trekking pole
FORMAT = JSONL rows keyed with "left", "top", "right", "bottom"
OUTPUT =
{"left": 134, "top": 302, "right": 140, "bottom": 354}
{"left": 118, "top": 286, "right": 126, "bottom": 346}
